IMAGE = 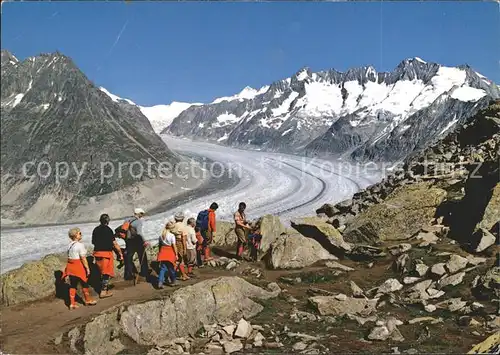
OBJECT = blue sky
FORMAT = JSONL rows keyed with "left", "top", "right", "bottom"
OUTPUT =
{"left": 2, "top": 1, "right": 499, "bottom": 106}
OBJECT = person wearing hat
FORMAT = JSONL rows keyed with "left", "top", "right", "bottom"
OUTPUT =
{"left": 171, "top": 212, "right": 190, "bottom": 281}
{"left": 92, "top": 213, "right": 123, "bottom": 298}
{"left": 157, "top": 220, "right": 178, "bottom": 288}
{"left": 123, "top": 207, "right": 150, "bottom": 285}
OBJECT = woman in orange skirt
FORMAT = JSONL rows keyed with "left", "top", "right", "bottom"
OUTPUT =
{"left": 92, "top": 214, "right": 123, "bottom": 298}
{"left": 62, "top": 227, "right": 97, "bottom": 310}
{"left": 157, "top": 220, "right": 178, "bottom": 288}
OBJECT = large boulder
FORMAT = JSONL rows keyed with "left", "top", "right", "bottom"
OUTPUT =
{"left": 343, "top": 183, "right": 447, "bottom": 243}
{"left": 291, "top": 217, "right": 352, "bottom": 258}
{"left": 476, "top": 183, "right": 500, "bottom": 232}
{"left": 212, "top": 221, "right": 237, "bottom": 246}
{"left": 1, "top": 253, "right": 67, "bottom": 306}
{"left": 266, "top": 233, "right": 337, "bottom": 269}
{"left": 257, "top": 215, "right": 287, "bottom": 257}
{"left": 63, "top": 277, "right": 280, "bottom": 354}
{"left": 468, "top": 332, "right": 500, "bottom": 354}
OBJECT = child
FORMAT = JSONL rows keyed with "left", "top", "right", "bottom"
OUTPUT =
{"left": 247, "top": 224, "right": 263, "bottom": 262}
{"left": 62, "top": 227, "right": 97, "bottom": 309}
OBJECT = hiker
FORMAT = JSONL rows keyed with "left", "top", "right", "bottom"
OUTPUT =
{"left": 196, "top": 202, "right": 218, "bottom": 263}
{"left": 247, "top": 222, "right": 263, "bottom": 262}
{"left": 195, "top": 226, "right": 204, "bottom": 267}
{"left": 92, "top": 213, "right": 123, "bottom": 298}
{"left": 157, "top": 220, "right": 178, "bottom": 288}
{"left": 62, "top": 227, "right": 97, "bottom": 310}
{"left": 171, "top": 212, "right": 190, "bottom": 281}
{"left": 234, "top": 202, "right": 252, "bottom": 260}
{"left": 186, "top": 218, "right": 199, "bottom": 277}
{"left": 123, "top": 208, "right": 150, "bottom": 285}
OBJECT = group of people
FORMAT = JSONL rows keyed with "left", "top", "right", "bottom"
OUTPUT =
{"left": 61, "top": 201, "right": 262, "bottom": 310}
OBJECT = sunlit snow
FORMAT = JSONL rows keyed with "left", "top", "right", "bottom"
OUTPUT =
{"left": 450, "top": 86, "right": 487, "bottom": 102}
{"left": 439, "top": 116, "right": 459, "bottom": 136}
{"left": 99, "top": 87, "right": 135, "bottom": 105}
{"left": 140, "top": 102, "right": 201, "bottom": 133}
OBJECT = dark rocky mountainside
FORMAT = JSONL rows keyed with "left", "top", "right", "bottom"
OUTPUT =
{"left": 1, "top": 50, "right": 181, "bottom": 224}
{"left": 165, "top": 58, "right": 499, "bottom": 162}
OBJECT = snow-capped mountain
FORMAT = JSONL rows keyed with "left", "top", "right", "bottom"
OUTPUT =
{"left": 99, "top": 87, "right": 200, "bottom": 133}
{"left": 165, "top": 57, "right": 499, "bottom": 161}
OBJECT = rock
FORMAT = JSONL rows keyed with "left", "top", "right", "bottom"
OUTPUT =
{"left": 290, "top": 310, "right": 318, "bottom": 322}
{"left": 53, "top": 333, "right": 64, "bottom": 346}
{"left": 431, "top": 263, "right": 447, "bottom": 276}
{"left": 316, "top": 203, "right": 340, "bottom": 217}
{"left": 205, "top": 344, "right": 224, "bottom": 354}
{"left": 222, "top": 325, "right": 236, "bottom": 336}
{"left": 466, "top": 255, "right": 487, "bottom": 266}
{"left": 439, "top": 272, "right": 466, "bottom": 288}
{"left": 254, "top": 332, "right": 265, "bottom": 347}
{"left": 264, "top": 342, "right": 283, "bottom": 349}
{"left": 212, "top": 221, "right": 237, "bottom": 246}
{"left": 408, "top": 317, "right": 443, "bottom": 325}
{"left": 64, "top": 277, "right": 278, "bottom": 353}
{"left": 416, "top": 231, "right": 439, "bottom": 247}
{"left": 445, "top": 255, "right": 469, "bottom": 274}
{"left": 349, "top": 245, "right": 387, "bottom": 259}
{"left": 414, "top": 263, "right": 429, "bottom": 277}
{"left": 68, "top": 327, "right": 82, "bottom": 354}
{"left": 267, "top": 233, "right": 338, "bottom": 269}
{"left": 347, "top": 314, "right": 377, "bottom": 325}
{"left": 291, "top": 217, "right": 352, "bottom": 256}
{"left": 426, "top": 288, "right": 445, "bottom": 299}
{"left": 292, "top": 342, "right": 308, "bottom": 351}
{"left": 472, "top": 266, "right": 500, "bottom": 299}
{"left": 234, "top": 318, "right": 252, "bottom": 338}
{"left": 403, "top": 277, "right": 421, "bottom": 285}
{"left": 335, "top": 293, "right": 348, "bottom": 301}
{"left": 468, "top": 332, "right": 500, "bottom": 354}
{"left": 368, "top": 326, "right": 391, "bottom": 341}
{"left": 223, "top": 339, "right": 243, "bottom": 354}
{"left": 343, "top": 183, "right": 447, "bottom": 243}
{"left": 424, "top": 304, "right": 437, "bottom": 312}
{"left": 389, "top": 243, "right": 412, "bottom": 256}
{"left": 475, "top": 183, "right": 500, "bottom": 232}
{"left": 471, "top": 331, "right": 481, "bottom": 336}
{"left": 325, "top": 260, "right": 354, "bottom": 271}
{"left": 377, "top": 279, "right": 403, "bottom": 294}
{"left": 436, "top": 298, "right": 467, "bottom": 312}
{"left": 394, "top": 254, "right": 410, "bottom": 274}
{"left": 257, "top": 215, "right": 287, "bottom": 258}
{"left": 335, "top": 199, "right": 353, "bottom": 213}
{"left": 226, "top": 261, "right": 238, "bottom": 271}
{"left": 350, "top": 281, "right": 365, "bottom": 298}
{"left": 308, "top": 296, "right": 378, "bottom": 317}
{"left": 0, "top": 253, "right": 67, "bottom": 306}
{"left": 471, "top": 228, "right": 496, "bottom": 253}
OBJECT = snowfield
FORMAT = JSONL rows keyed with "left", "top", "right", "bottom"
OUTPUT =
{"left": 0, "top": 136, "right": 382, "bottom": 273}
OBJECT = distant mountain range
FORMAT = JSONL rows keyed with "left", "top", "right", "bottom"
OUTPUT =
{"left": 162, "top": 57, "right": 499, "bottom": 162}
{"left": 0, "top": 50, "right": 184, "bottom": 225}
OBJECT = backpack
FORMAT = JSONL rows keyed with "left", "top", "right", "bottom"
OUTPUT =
{"left": 114, "top": 217, "right": 137, "bottom": 240}
{"left": 196, "top": 210, "right": 210, "bottom": 231}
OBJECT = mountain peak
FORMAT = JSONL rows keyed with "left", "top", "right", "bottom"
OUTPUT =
{"left": 1, "top": 50, "right": 19, "bottom": 65}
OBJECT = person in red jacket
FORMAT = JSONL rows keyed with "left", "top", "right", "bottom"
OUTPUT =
{"left": 204, "top": 202, "right": 218, "bottom": 261}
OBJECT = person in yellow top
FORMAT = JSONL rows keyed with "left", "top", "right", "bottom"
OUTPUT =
{"left": 171, "top": 212, "right": 190, "bottom": 281}
{"left": 234, "top": 202, "right": 252, "bottom": 260}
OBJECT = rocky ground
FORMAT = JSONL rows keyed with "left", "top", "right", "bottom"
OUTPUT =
{"left": 1, "top": 101, "right": 499, "bottom": 354}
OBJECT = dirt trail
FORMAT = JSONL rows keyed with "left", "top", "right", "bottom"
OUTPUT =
{"left": 0, "top": 267, "right": 233, "bottom": 354}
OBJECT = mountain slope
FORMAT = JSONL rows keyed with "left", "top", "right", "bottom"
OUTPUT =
{"left": 0, "top": 50, "right": 186, "bottom": 225}
{"left": 165, "top": 58, "right": 499, "bottom": 161}
{"left": 98, "top": 87, "right": 201, "bottom": 134}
